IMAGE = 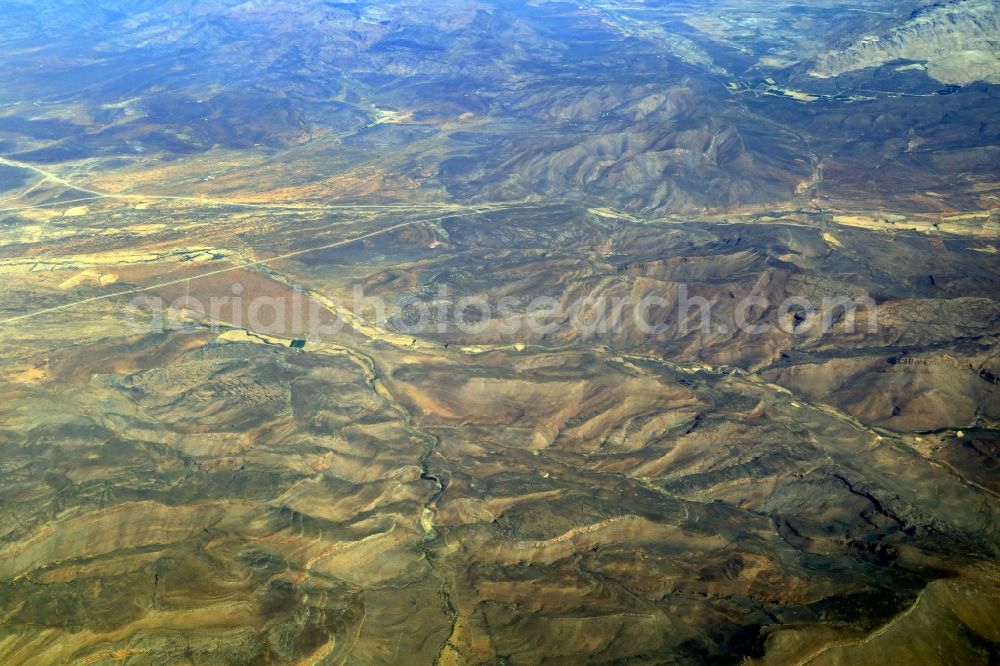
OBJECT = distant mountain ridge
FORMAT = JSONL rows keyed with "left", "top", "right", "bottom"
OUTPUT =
{"left": 811, "top": 0, "right": 1000, "bottom": 84}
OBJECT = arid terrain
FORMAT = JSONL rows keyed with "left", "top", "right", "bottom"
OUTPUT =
{"left": 0, "top": 1, "right": 998, "bottom": 664}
